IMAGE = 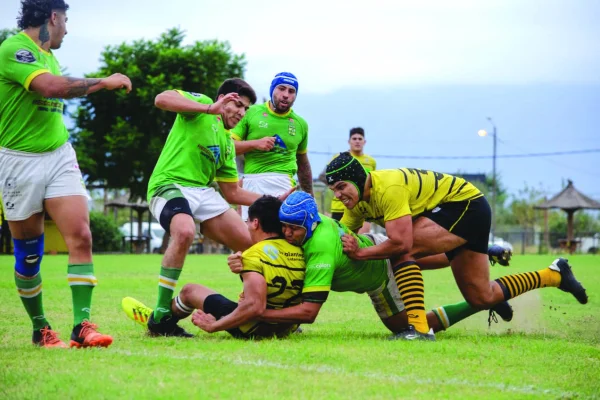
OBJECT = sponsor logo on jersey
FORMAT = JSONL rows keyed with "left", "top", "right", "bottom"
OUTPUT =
{"left": 15, "top": 49, "right": 36, "bottom": 63}
{"left": 263, "top": 244, "right": 279, "bottom": 260}
{"left": 258, "top": 121, "right": 268, "bottom": 129}
{"left": 5, "top": 201, "right": 15, "bottom": 210}
{"left": 432, "top": 207, "right": 441, "bottom": 213}
{"left": 309, "top": 263, "right": 330, "bottom": 269}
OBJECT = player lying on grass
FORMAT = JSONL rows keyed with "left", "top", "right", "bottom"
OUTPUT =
{"left": 325, "top": 153, "right": 588, "bottom": 340}
{"left": 123, "top": 196, "right": 305, "bottom": 339}
{"left": 228, "top": 192, "right": 514, "bottom": 340}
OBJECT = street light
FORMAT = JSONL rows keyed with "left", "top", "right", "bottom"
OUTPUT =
{"left": 478, "top": 117, "right": 497, "bottom": 238}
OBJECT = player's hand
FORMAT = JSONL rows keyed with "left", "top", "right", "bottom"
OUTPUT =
{"left": 277, "top": 186, "right": 298, "bottom": 202}
{"left": 254, "top": 137, "right": 276, "bottom": 151}
{"left": 208, "top": 93, "right": 240, "bottom": 114}
{"left": 227, "top": 251, "right": 244, "bottom": 274}
{"left": 102, "top": 73, "right": 132, "bottom": 93}
{"left": 341, "top": 234, "right": 360, "bottom": 259}
{"left": 191, "top": 310, "right": 217, "bottom": 333}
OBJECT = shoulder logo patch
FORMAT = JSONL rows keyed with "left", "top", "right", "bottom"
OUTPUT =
{"left": 263, "top": 244, "right": 279, "bottom": 260}
{"left": 15, "top": 49, "right": 36, "bottom": 63}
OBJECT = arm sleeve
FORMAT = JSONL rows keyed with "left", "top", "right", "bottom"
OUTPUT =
{"left": 340, "top": 207, "right": 364, "bottom": 232}
{"left": 296, "top": 119, "right": 308, "bottom": 154}
{"left": 214, "top": 135, "right": 239, "bottom": 183}
{"left": 239, "top": 248, "right": 264, "bottom": 275}
{"left": 381, "top": 185, "right": 412, "bottom": 221}
{"left": 301, "top": 242, "right": 336, "bottom": 303}
{"left": 0, "top": 40, "right": 51, "bottom": 91}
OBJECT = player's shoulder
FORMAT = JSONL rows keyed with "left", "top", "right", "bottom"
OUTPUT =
{"left": 288, "top": 109, "right": 308, "bottom": 128}
{"left": 245, "top": 102, "right": 267, "bottom": 119}
{"left": 0, "top": 33, "right": 36, "bottom": 59}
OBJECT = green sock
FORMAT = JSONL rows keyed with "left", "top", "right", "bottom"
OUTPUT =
{"left": 432, "top": 301, "right": 479, "bottom": 330}
{"left": 15, "top": 273, "right": 49, "bottom": 330}
{"left": 67, "top": 263, "right": 97, "bottom": 326}
{"left": 154, "top": 266, "right": 182, "bottom": 321}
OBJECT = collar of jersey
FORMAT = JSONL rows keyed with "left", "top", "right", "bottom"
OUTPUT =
{"left": 20, "top": 32, "right": 52, "bottom": 56}
{"left": 265, "top": 101, "right": 292, "bottom": 118}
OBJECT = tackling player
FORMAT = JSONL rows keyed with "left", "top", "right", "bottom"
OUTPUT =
{"left": 123, "top": 196, "right": 305, "bottom": 339}
{"left": 325, "top": 152, "right": 588, "bottom": 340}
{"left": 228, "top": 192, "right": 513, "bottom": 339}
{"left": 231, "top": 72, "right": 313, "bottom": 220}
{"left": 0, "top": 0, "right": 131, "bottom": 348}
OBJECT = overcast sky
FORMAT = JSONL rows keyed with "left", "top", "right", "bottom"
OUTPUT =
{"left": 2, "top": 0, "right": 599, "bottom": 199}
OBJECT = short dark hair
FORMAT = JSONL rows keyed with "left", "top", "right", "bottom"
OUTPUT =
{"left": 248, "top": 195, "right": 283, "bottom": 236}
{"left": 349, "top": 127, "right": 365, "bottom": 138}
{"left": 217, "top": 78, "right": 257, "bottom": 105}
{"left": 17, "top": 0, "right": 69, "bottom": 29}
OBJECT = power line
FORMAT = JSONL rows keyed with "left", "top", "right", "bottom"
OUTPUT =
{"left": 309, "top": 148, "right": 600, "bottom": 160}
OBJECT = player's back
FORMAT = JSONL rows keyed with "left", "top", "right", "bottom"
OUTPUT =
{"left": 372, "top": 169, "right": 482, "bottom": 216}
{"left": 303, "top": 215, "right": 389, "bottom": 294}
{"left": 241, "top": 238, "right": 305, "bottom": 309}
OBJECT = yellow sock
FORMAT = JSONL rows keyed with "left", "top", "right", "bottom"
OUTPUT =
{"left": 393, "top": 261, "right": 429, "bottom": 334}
{"left": 495, "top": 268, "right": 560, "bottom": 300}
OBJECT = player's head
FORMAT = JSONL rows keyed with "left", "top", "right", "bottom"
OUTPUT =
{"left": 216, "top": 78, "right": 257, "bottom": 130}
{"left": 18, "top": 0, "right": 70, "bottom": 49}
{"left": 269, "top": 72, "right": 298, "bottom": 113}
{"left": 325, "top": 152, "right": 368, "bottom": 209}
{"left": 247, "top": 195, "right": 283, "bottom": 241}
{"left": 279, "top": 191, "right": 320, "bottom": 245}
{"left": 348, "top": 127, "right": 366, "bottom": 154}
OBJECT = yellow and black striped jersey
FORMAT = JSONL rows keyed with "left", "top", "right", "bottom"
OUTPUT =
{"left": 240, "top": 238, "right": 305, "bottom": 310}
{"left": 341, "top": 168, "right": 482, "bottom": 231}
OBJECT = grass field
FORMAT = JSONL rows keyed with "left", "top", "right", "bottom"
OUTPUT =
{"left": 1, "top": 254, "right": 599, "bottom": 399}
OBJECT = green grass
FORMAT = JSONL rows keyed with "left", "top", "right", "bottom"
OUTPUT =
{"left": 1, "top": 254, "right": 599, "bottom": 399}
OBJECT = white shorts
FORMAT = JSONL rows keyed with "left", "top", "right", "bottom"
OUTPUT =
{"left": 241, "top": 172, "right": 293, "bottom": 220}
{"left": 149, "top": 184, "right": 231, "bottom": 224}
{"left": 364, "top": 233, "right": 405, "bottom": 319}
{"left": 0, "top": 143, "right": 87, "bottom": 221}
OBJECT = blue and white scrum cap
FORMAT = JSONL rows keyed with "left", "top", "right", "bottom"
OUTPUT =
{"left": 279, "top": 191, "right": 320, "bottom": 243}
{"left": 269, "top": 72, "right": 299, "bottom": 102}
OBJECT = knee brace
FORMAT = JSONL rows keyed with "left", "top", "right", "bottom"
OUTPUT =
{"left": 14, "top": 234, "right": 44, "bottom": 277}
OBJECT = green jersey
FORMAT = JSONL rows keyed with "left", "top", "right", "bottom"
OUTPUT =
{"left": 230, "top": 102, "right": 308, "bottom": 177}
{"left": 301, "top": 214, "right": 389, "bottom": 303}
{"left": 147, "top": 90, "right": 238, "bottom": 199}
{"left": 0, "top": 32, "right": 68, "bottom": 153}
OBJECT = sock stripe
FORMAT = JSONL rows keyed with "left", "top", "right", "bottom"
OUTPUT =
{"left": 514, "top": 275, "right": 527, "bottom": 293}
{"left": 503, "top": 276, "right": 518, "bottom": 297}
{"left": 159, "top": 276, "right": 177, "bottom": 290}
{"left": 175, "top": 295, "right": 193, "bottom": 314}
{"left": 17, "top": 283, "right": 42, "bottom": 298}
{"left": 396, "top": 272, "right": 424, "bottom": 284}
{"left": 509, "top": 275, "right": 523, "bottom": 295}
{"left": 401, "top": 293, "right": 425, "bottom": 301}
{"left": 534, "top": 271, "right": 541, "bottom": 287}
{"left": 521, "top": 273, "right": 534, "bottom": 291}
{"left": 397, "top": 285, "right": 424, "bottom": 294}
{"left": 68, "top": 276, "right": 98, "bottom": 286}
{"left": 434, "top": 307, "right": 450, "bottom": 329}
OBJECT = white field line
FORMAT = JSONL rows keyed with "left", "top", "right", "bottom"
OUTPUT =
{"left": 114, "top": 349, "right": 580, "bottom": 397}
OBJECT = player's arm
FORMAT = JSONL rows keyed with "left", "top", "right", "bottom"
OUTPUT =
{"left": 30, "top": 73, "right": 132, "bottom": 99}
{"left": 296, "top": 153, "right": 314, "bottom": 196}
{"left": 218, "top": 181, "right": 262, "bottom": 206}
{"left": 218, "top": 181, "right": 296, "bottom": 206}
{"left": 233, "top": 137, "right": 276, "bottom": 155}
{"left": 197, "top": 272, "right": 267, "bottom": 333}
{"left": 155, "top": 90, "right": 240, "bottom": 114}
{"left": 260, "top": 300, "right": 323, "bottom": 324}
{"left": 342, "top": 215, "right": 412, "bottom": 260}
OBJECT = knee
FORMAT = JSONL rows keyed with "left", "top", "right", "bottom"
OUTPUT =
{"left": 14, "top": 235, "right": 44, "bottom": 277}
{"left": 180, "top": 283, "right": 194, "bottom": 300}
{"left": 464, "top": 290, "right": 496, "bottom": 309}
{"left": 68, "top": 225, "right": 92, "bottom": 253}
{"left": 171, "top": 226, "right": 196, "bottom": 247}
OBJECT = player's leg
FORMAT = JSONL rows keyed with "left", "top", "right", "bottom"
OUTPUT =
{"left": 172, "top": 283, "right": 218, "bottom": 319}
{"left": 44, "top": 144, "right": 112, "bottom": 348}
{"left": 330, "top": 212, "right": 344, "bottom": 222}
{"left": 200, "top": 208, "right": 253, "bottom": 252}
{"left": 1, "top": 149, "right": 66, "bottom": 347}
{"left": 241, "top": 173, "right": 291, "bottom": 221}
{"left": 150, "top": 187, "right": 196, "bottom": 322}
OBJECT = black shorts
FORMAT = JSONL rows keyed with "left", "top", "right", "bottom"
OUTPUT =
{"left": 331, "top": 212, "right": 344, "bottom": 222}
{"left": 203, "top": 294, "right": 297, "bottom": 339}
{"left": 419, "top": 196, "right": 491, "bottom": 260}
